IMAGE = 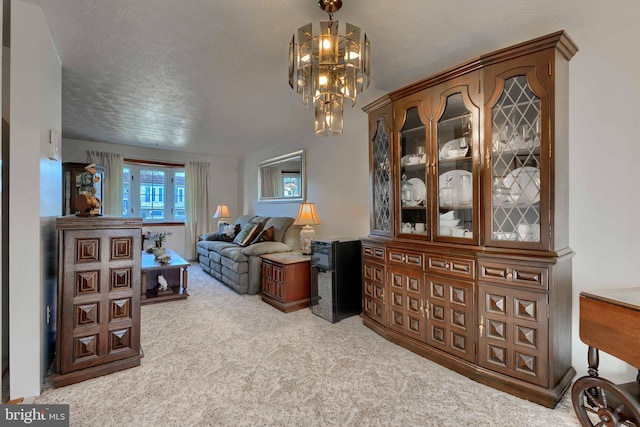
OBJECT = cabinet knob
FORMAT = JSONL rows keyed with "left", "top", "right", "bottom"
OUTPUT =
{"left": 445, "top": 263, "right": 450, "bottom": 269}
{"left": 506, "top": 272, "right": 513, "bottom": 280}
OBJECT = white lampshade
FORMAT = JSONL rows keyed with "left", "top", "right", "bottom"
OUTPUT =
{"left": 213, "top": 204, "right": 231, "bottom": 219}
{"left": 293, "top": 201, "right": 321, "bottom": 254}
{"left": 293, "top": 201, "right": 321, "bottom": 226}
{"left": 213, "top": 204, "right": 231, "bottom": 230}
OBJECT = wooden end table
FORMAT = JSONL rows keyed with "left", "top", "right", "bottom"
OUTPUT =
{"left": 141, "top": 249, "right": 189, "bottom": 304}
{"left": 260, "top": 252, "right": 310, "bottom": 313}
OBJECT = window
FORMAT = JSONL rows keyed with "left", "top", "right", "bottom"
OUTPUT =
{"left": 122, "top": 163, "right": 186, "bottom": 223}
{"left": 282, "top": 174, "right": 301, "bottom": 197}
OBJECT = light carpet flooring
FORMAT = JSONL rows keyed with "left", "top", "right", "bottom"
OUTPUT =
{"left": 35, "top": 263, "right": 581, "bottom": 426}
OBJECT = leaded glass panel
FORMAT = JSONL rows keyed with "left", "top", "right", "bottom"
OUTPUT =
{"left": 491, "top": 75, "right": 541, "bottom": 242}
{"left": 373, "top": 119, "right": 391, "bottom": 232}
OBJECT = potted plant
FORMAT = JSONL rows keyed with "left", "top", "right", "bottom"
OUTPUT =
{"left": 146, "top": 231, "right": 173, "bottom": 257}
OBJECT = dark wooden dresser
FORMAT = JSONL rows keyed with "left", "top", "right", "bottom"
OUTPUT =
{"left": 52, "top": 216, "right": 143, "bottom": 387}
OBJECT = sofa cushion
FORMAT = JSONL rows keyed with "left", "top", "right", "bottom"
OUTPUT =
{"left": 220, "top": 245, "right": 249, "bottom": 262}
{"left": 240, "top": 241, "right": 292, "bottom": 257}
{"left": 282, "top": 225, "right": 300, "bottom": 251}
{"left": 250, "top": 226, "right": 274, "bottom": 245}
{"left": 198, "top": 240, "right": 237, "bottom": 253}
{"left": 234, "top": 214, "right": 255, "bottom": 228}
{"left": 263, "top": 217, "right": 295, "bottom": 242}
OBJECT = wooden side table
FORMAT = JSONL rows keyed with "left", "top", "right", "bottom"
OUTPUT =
{"left": 260, "top": 252, "right": 310, "bottom": 313}
{"left": 141, "top": 249, "right": 189, "bottom": 304}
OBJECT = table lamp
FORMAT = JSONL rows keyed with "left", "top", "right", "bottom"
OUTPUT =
{"left": 213, "top": 204, "right": 231, "bottom": 230}
{"left": 293, "top": 200, "right": 321, "bottom": 255}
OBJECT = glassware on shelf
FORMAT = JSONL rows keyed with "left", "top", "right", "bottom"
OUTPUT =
{"left": 440, "top": 175, "right": 453, "bottom": 207}
{"left": 459, "top": 174, "right": 472, "bottom": 205}
{"left": 401, "top": 174, "right": 413, "bottom": 206}
{"left": 492, "top": 177, "right": 512, "bottom": 205}
{"left": 460, "top": 116, "right": 471, "bottom": 149}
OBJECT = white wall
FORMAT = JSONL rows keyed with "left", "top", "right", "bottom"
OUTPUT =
{"left": 241, "top": 87, "right": 386, "bottom": 241}
{"left": 9, "top": 0, "right": 61, "bottom": 399}
{"left": 568, "top": 6, "right": 640, "bottom": 381}
{"left": 62, "top": 138, "right": 240, "bottom": 259}
{"left": 242, "top": 9, "right": 640, "bottom": 384}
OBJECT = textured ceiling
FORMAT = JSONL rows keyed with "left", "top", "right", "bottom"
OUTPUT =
{"left": 39, "top": 0, "right": 595, "bottom": 157}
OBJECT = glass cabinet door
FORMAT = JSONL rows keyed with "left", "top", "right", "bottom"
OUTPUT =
{"left": 370, "top": 107, "right": 393, "bottom": 236}
{"left": 396, "top": 104, "right": 429, "bottom": 237}
{"left": 434, "top": 90, "right": 477, "bottom": 241}
{"left": 487, "top": 73, "right": 545, "bottom": 247}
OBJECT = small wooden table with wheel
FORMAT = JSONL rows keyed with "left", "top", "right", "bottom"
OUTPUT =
{"left": 572, "top": 288, "right": 640, "bottom": 426}
{"left": 141, "top": 249, "right": 189, "bottom": 304}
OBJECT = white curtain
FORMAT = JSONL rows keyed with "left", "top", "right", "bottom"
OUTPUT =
{"left": 184, "top": 161, "right": 210, "bottom": 260}
{"left": 261, "top": 166, "right": 282, "bottom": 197}
{"left": 87, "top": 150, "right": 124, "bottom": 216}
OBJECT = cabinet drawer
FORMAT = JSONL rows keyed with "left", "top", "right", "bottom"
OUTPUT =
{"left": 427, "top": 255, "right": 475, "bottom": 279}
{"left": 388, "top": 249, "right": 423, "bottom": 268}
{"left": 363, "top": 244, "right": 385, "bottom": 261}
{"left": 478, "top": 261, "right": 548, "bottom": 290}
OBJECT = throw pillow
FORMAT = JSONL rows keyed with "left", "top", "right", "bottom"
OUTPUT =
{"left": 233, "top": 223, "right": 263, "bottom": 247}
{"left": 209, "top": 223, "right": 236, "bottom": 242}
{"left": 262, "top": 217, "right": 294, "bottom": 242}
{"left": 249, "top": 226, "right": 274, "bottom": 245}
{"left": 223, "top": 223, "right": 240, "bottom": 237}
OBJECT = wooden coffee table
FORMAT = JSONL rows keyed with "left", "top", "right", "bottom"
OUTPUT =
{"left": 141, "top": 249, "right": 189, "bottom": 304}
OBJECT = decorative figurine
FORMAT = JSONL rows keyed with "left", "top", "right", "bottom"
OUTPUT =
{"left": 157, "top": 274, "right": 169, "bottom": 291}
{"left": 76, "top": 163, "right": 102, "bottom": 216}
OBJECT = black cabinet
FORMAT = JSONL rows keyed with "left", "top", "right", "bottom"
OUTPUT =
{"left": 310, "top": 239, "right": 362, "bottom": 323}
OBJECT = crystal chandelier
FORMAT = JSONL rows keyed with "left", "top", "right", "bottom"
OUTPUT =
{"left": 289, "top": 0, "right": 371, "bottom": 136}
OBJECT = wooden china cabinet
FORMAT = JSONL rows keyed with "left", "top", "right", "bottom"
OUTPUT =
{"left": 361, "top": 31, "right": 577, "bottom": 407}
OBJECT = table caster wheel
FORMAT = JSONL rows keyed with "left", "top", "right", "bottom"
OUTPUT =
{"left": 572, "top": 376, "right": 640, "bottom": 426}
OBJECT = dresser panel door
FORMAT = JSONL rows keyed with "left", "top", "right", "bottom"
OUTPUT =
{"left": 426, "top": 275, "right": 475, "bottom": 363}
{"left": 60, "top": 228, "right": 140, "bottom": 374}
{"left": 477, "top": 283, "right": 548, "bottom": 386}
{"left": 388, "top": 267, "right": 426, "bottom": 342}
{"left": 362, "top": 260, "right": 387, "bottom": 326}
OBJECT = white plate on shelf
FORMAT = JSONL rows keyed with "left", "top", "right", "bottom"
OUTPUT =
{"left": 502, "top": 166, "right": 540, "bottom": 205}
{"left": 408, "top": 178, "right": 426, "bottom": 205}
{"left": 439, "top": 138, "right": 469, "bottom": 160}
